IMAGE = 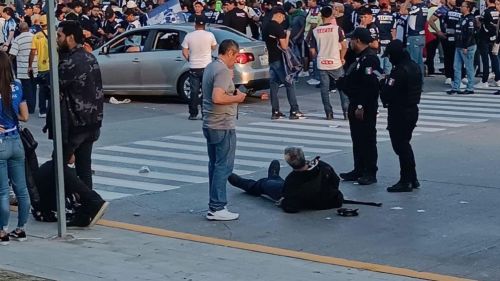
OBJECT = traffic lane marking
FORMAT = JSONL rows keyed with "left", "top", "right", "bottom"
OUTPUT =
{"left": 97, "top": 219, "right": 476, "bottom": 281}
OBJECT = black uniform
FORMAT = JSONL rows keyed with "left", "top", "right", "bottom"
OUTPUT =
{"left": 223, "top": 7, "right": 249, "bottom": 34}
{"left": 381, "top": 49, "right": 422, "bottom": 188}
{"left": 338, "top": 47, "right": 381, "bottom": 181}
{"left": 478, "top": 6, "right": 500, "bottom": 83}
{"left": 434, "top": 5, "right": 461, "bottom": 79}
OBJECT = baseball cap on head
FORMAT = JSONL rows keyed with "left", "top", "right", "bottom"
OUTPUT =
{"left": 126, "top": 0, "right": 137, "bottom": 8}
{"left": 382, "top": 39, "right": 404, "bottom": 57}
{"left": 351, "top": 28, "right": 373, "bottom": 44}
{"left": 283, "top": 1, "right": 293, "bottom": 12}
{"left": 358, "top": 6, "right": 372, "bottom": 15}
{"left": 271, "top": 6, "right": 286, "bottom": 15}
{"left": 195, "top": 15, "right": 206, "bottom": 25}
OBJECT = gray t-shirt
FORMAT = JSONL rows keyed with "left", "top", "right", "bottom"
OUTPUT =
{"left": 202, "top": 59, "right": 237, "bottom": 129}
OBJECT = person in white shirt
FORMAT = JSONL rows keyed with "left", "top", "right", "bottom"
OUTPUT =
{"left": 123, "top": 9, "right": 141, "bottom": 52}
{"left": 9, "top": 22, "right": 38, "bottom": 114}
{"left": 181, "top": 14, "right": 217, "bottom": 120}
{"left": 310, "top": 6, "right": 348, "bottom": 120}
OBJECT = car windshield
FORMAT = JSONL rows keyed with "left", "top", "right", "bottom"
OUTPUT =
{"left": 209, "top": 27, "right": 254, "bottom": 44}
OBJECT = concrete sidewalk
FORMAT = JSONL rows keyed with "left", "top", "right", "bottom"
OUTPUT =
{"left": 0, "top": 217, "right": 425, "bottom": 281}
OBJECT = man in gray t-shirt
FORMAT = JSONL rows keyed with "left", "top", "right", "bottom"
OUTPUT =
{"left": 202, "top": 39, "right": 246, "bottom": 221}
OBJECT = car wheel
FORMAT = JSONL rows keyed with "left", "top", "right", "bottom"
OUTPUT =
{"left": 177, "top": 72, "right": 190, "bottom": 102}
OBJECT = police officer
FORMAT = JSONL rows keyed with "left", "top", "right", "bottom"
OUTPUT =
{"left": 337, "top": 28, "right": 381, "bottom": 185}
{"left": 381, "top": 40, "right": 422, "bottom": 192}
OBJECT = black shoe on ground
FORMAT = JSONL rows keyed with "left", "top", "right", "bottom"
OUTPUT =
{"left": 271, "top": 111, "right": 286, "bottom": 120}
{"left": 8, "top": 229, "right": 27, "bottom": 241}
{"left": 357, "top": 175, "right": 377, "bottom": 185}
{"left": 459, "top": 90, "right": 474, "bottom": 95}
{"left": 0, "top": 232, "right": 9, "bottom": 246}
{"left": 387, "top": 181, "right": 413, "bottom": 192}
{"left": 295, "top": 111, "right": 305, "bottom": 118}
{"left": 289, "top": 111, "right": 300, "bottom": 120}
{"left": 339, "top": 170, "right": 362, "bottom": 181}
{"left": 343, "top": 112, "right": 348, "bottom": 120}
{"left": 67, "top": 212, "right": 92, "bottom": 228}
{"left": 446, "top": 90, "right": 459, "bottom": 95}
{"left": 188, "top": 115, "right": 198, "bottom": 120}
{"left": 325, "top": 112, "right": 333, "bottom": 120}
{"left": 88, "top": 201, "right": 110, "bottom": 227}
{"left": 412, "top": 180, "right": 421, "bottom": 189}
{"left": 228, "top": 173, "right": 242, "bottom": 187}
{"left": 494, "top": 90, "right": 500, "bottom": 95}
{"left": 267, "top": 160, "right": 280, "bottom": 178}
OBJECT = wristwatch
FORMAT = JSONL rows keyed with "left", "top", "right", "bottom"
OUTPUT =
{"left": 357, "top": 105, "right": 363, "bottom": 110}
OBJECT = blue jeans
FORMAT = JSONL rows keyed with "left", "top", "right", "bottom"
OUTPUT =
{"left": 20, "top": 78, "right": 36, "bottom": 114}
{"left": 269, "top": 60, "right": 299, "bottom": 113}
{"left": 232, "top": 175, "right": 284, "bottom": 201}
{"left": 407, "top": 35, "right": 425, "bottom": 77}
{"left": 37, "top": 71, "right": 50, "bottom": 114}
{"left": 0, "top": 134, "right": 30, "bottom": 230}
{"left": 189, "top": 68, "right": 203, "bottom": 116}
{"left": 452, "top": 45, "right": 477, "bottom": 91}
{"left": 203, "top": 128, "right": 236, "bottom": 211}
{"left": 478, "top": 40, "right": 500, "bottom": 83}
{"left": 379, "top": 46, "right": 393, "bottom": 75}
{"left": 319, "top": 68, "right": 348, "bottom": 114}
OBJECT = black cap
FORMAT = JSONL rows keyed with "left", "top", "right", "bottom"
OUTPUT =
{"left": 195, "top": 15, "right": 206, "bottom": 25}
{"left": 351, "top": 28, "right": 373, "bottom": 44}
{"left": 271, "top": 6, "right": 286, "bottom": 15}
{"left": 382, "top": 39, "right": 405, "bottom": 57}
{"left": 359, "top": 6, "right": 372, "bottom": 15}
{"left": 24, "top": 3, "right": 33, "bottom": 9}
{"left": 263, "top": 0, "right": 277, "bottom": 5}
{"left": 223, "top": 0, "right": 236, "bottom": 4}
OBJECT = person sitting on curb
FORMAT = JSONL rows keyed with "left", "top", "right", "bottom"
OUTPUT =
{"left": 228, "top": 147, "right": 344, "bottom": 213}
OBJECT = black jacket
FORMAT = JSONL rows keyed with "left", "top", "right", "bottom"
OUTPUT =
{"left": 381, "top": 52, "right": 422, "bottom": 108}
{"left": 281, "top": 160, "right": 343, "bottom": 213}
{"left": 455, "top": 14, "right": 477, "bottom": 48}
{"left": 338, "top": 47, "right": 381, "bottom": 110}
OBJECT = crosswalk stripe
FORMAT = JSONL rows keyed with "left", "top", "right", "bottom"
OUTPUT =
{"left": 134, "top": 140, "right": 285, "bottom": 160}
{"left": 276, "top": 115, "right": 465, "bottom": 127}
{"left": 272, "top": 119, "right": 444, "bottom": 132}
{"left": 236, "top": 126, "right": 391, "bottom": 141}
{"left": 94, "top": 189, "right": 132, "bottom": 200}
{"left": 423, "top": 93, "right": 500, "bottom": 103}
{"left": 98, "top": 146, "right": 270, "bottom": 168}
{"left": 309, "top": 111, "right": 486, "bottom": 123}
{"left": 164, "top": 135, "right": 341, "bottom": 154}
{"left": 93, "top": 176, "right": 179, "bottom": 192}
{"left": 91, "top": 163, "right": 208, "bottom": 183}
{"left": 426, "top": 90, "right": 500, "bottom": 97}
{"left": 421, "top": 98, "right": 500, "bottom": 108}
{"left": 418, "top": 109, "right": 500, "bottom": 118}
{"left": 235, "top": 133, "right": 353, "bottom": 147}
{"left": 92, "top": 153, "right": 252, "bottom": 175}
{"left": 419, "top": 103, "right": 500, "bottom": 113}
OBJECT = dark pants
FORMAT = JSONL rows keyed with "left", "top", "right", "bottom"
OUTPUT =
{"left": 37, "top": 71, "right": 51, "bottom": 114}
{"left": 348, "top": 105, "right": 378, "bottom": 177}
{"left": 232, "top": 175, "right": 284, "bottom": 201}
{"left": 425, "top": 37, "right": 439, "bottom": 75}
{"left": 441, "top": 38, "right": 455, "bottom": 79}
{"left": 188, "top": 68, "right": 203, "bottom": 116}
{"left": 35, "top": 160, "right": 103, "bottom": 213}
{"left": 388, "top": 106, "right": 418, "bottom": 182}
{"left": 20, "top": 78, "right": 36, "bottom": 114}
{"left": 478, "top": 39, "right": 500, "bottom": 83}
{"left": 62, "top": 128, "right": 100, "bottom": 190}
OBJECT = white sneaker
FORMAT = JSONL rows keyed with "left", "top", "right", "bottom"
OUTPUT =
{"left": 460, "top": 83, "right": 467, "bottom": 89}
{"left": 495, "top": 80, "right": 500, "bottom": 87}
{"left": 298, "top": 71, "right": 310, "bottom": 78}
{"left": 38, "top": 113, "right": 46, "bottom": 118}
{"left": 489, "top": 73, "right": 495, "bottom": 81}
{"left": 475, "top": 82, "right": 490, "bottom": 89}
{"left": 329, "top": 89, "right": 337, "bottom": 94}
{"left": 306, "top": 78, "right": 321, "bottom": 86}
{"left": 206, "top": 207, "right": 239, "bottom": 221}
{"left": 462, "top": 78, "right": 468, "bottom": 84}
{"left": 445, "top": 78, "right": 452, "bottom": 85}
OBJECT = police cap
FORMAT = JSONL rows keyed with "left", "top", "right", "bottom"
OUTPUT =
{"left": 382, "top": 39, "right": 405, "bottom": 57}
{"left": 351, "top": 28, "right": 373, "bottom": 44}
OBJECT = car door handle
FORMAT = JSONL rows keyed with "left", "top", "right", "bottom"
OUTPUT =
{"left": 175, "top": 57, "right": 184, "bottom": 62}
{"left": 132, "top": 58, "right": 140, "bottom": 63}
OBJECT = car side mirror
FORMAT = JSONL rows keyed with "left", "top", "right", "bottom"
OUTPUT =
{"left": 101, "top": 45, "right": 110, "bottom": 55}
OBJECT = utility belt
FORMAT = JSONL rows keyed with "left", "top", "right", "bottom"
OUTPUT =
{"left": 0, "top": 126, "right": 18, "bottom": 137}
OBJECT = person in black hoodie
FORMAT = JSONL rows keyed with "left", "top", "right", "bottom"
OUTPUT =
{"left": 380, "top": 40, "right": 422, "bottom": 192}
{"left": 227, "top": 147, "right": 343, "bottom": 213}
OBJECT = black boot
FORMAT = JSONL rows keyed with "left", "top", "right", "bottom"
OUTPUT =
{"left": 267, "top": 160, "right": 280, "bottom": 178}
{"left": 325, "top": 112, "right": 333, "bottom": 120}
{"left": 339, "top": 170, "right": 362, "bottom": 181}
{"left": 357, "top": 175, "right": 377, "bottom": 185}
{"left": 387, "top": 181, "right": 413, "bottom": 192}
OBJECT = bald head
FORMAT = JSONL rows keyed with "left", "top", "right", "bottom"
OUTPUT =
{"left": 19, "top": 22, "right": 30, "bottom": 32}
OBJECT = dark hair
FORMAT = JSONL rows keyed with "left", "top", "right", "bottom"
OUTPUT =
{"left": 218, "top": 39, "right": 239, "bottom": 55}
{"left": 0, "top": 51, "right": 14, "bottom": 112}
{"left": 320, "top": 6, "right": 333, "bottom": 18}
{"left": 2, "top": 7, "right": 14, "bottom": 17}
{"left": 488, "top": 0, "right": 495, "bottom": 4}
{"left": 58, "top": 20, "right": 85, "bottom": 44}
{"left": 463, "top": 1, "right": 474, "bottom": 11}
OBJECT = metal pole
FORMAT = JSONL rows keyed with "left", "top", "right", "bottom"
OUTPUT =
{"left": 46, "top": 0, "right": 67, "bottom": 237}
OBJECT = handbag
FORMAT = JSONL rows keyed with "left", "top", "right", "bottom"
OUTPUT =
{"left": 19, "top": 126, "right": 38, "bottom": 153}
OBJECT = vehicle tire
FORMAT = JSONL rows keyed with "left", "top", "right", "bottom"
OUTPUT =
{"left": 177, "top": 72, "right": 191, "bottom": 102}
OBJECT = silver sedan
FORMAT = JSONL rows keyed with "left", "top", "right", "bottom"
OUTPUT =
{"left": 93, "top": 24, "right": 270, "bottom": 101}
